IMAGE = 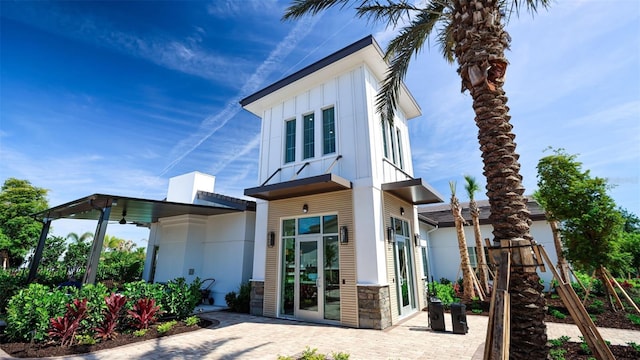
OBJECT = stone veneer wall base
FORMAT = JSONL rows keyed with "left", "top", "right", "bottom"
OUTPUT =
{"left": 250, "top": 280, "right": 264, "bottom": 316}
{"left": 357, "top": 285, "right": 392, "bottom": 329}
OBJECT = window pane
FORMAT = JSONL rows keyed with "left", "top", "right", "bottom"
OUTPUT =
{"left": 282, "top": 219, "right": 295, "bottom": 236}
{"left": 389, "top": 123, "right": 397, "bottom": 164}
{"left": 381, "top": 120, "right": 389, "bottom": 158}
{"left": 324, "top": 235, "right": 340, "bottom": 321}
{"left": 281, "top": 238, "right": 295, "bottom": 315}
{"left": 422, "top": 247, "right": 429, "bottom": 277}
{"left": 467, "top": 246, "right": 478, "bottom": 268}
{"left": 322, "top": 215, "right": 338, "bottom": 234}
{"left": 322, "top": 107, "right": 335, "bottom": 155}
{"left": 285, "top": 119, "right": 296, "bottom": 163}
{"left": 303, "top": 113, "right": 314, "bottom": 159}
{"left": 298, "top": 216, "right": 321, "bottom": 234}
{"left": 396, "top": 128, "right": 404, "bottom": 169}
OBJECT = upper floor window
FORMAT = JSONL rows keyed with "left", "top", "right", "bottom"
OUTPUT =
{"left": 396, "top": 128, "right": 404, "bottom": 169}
{"left": 381, "top": 120, "right": 389, "bottom": 158}
{"left": 322, "top": 107, "right": 336, "bottom": 155}
{"left": 389, "top": 122, "right": 397, "bottom": 164}
{"left": 382, "top": 119, "right": 405, "bottom": 170}
{"left": 303, "top": 113, "right": 315, "bottom": 159}
{"left": 285, "top": 119, "right": 296, "bottom": 163}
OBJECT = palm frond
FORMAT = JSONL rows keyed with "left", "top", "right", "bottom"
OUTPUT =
{"left": 375, "top": 2, "right": 447, "bottom": 123}
{"left": 283, "top": 0, "right": 359, "bottom": 20}
{"left": 463, "top": 175, "right": 479, "bottom": 201}
{"left": 503, "top": 0, "right": 551, "bottom": 22}
{"left": 356, "top": 1, "right": 418, "bottom": 28}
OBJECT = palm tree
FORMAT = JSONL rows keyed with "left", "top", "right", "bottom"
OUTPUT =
{"left": 66, "top": 231, "right": 94, "bottom": 244}
{"left": 464, "top": 175, "right": 490, "bottom": 295}
{"left": 284, "top": 1, "right": 550, "bottom": 358}
{"left": 450, "top": 181, "right": 476, "bottom": 303}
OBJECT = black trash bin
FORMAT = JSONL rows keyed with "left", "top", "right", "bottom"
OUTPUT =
{"left": 450, "top": 302, "right": 468, "bottom": 334}
{"left": 428, "top": 297, "right": 445, "bottom": 331}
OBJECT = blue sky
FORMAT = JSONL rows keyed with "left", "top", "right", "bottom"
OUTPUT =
{"left": 1, "top": 0, "right": 639, "bottom": 246}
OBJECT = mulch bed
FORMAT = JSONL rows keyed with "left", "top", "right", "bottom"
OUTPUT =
{"left": 0, "top": 318, "right": 216, "bottom": 358}
{"left": 559, "top": 342, "right": 640, "bottom": 360}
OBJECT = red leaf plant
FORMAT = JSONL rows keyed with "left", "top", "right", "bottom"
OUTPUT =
{"left": 48, "top": 298, "right": 88, "bottom": 346}
{"left": 95, "top": 293, "right": 128, "bottom": 340}
{"left": 127, "top": 298, "right": 162, "bottom": 329}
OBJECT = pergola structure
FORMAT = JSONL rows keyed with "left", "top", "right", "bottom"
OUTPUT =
{"left": 29, "top": 193, "right": 254, "bottom": 284}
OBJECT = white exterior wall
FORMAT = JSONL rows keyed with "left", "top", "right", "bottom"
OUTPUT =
{"left": 420, "top": 220, "right": 558, "bottom": 289}
{"left": 152, "top": 212, "right": 255, "bottom": 306}
{"left": 251, "top": 201, "right": 269, "bottom": 281}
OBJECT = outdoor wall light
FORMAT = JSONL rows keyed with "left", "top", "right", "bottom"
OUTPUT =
{"left": 340, "top": 226, "right": 348, "bottom": 244}
{"left": 387, "top": 227, "right": 395, "bottom": 243}
{"left": 302, "top": 204, "right": 309, "bottom": 213}
{"left": 119, "top": 210, "right": 127, "bottom": 225}
{"left": 268, "top": 231, "right": 275, "bottom": 248}
{"left": 400, "top": 207, "right": 405, "bottom": 216}
{"left": 414, "top": 233, "right": 421, "bottom": 247}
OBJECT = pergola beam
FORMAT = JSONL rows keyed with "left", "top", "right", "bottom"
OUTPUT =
{"left": 27, "top": 217, "right": 52, "bottom": 283}
{"left": 82, "top": 201, "right": 112, "bottom": 285}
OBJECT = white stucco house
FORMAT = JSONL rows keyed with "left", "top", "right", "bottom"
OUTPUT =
{"left": 30, "top": 35, "right": 558, "bottom": 330}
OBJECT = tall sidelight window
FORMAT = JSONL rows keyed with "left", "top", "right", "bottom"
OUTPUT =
{"left": 322, "top": 107, "right": 336, "bottom": 155}
{"left": 381, "top": 120, "right": 389, "bottom": 158}
{"left": 396, "top": 128, "right": 404, "bottom": 169}
{"left": 285, "top": 119, "right": 296, "bottom": 163}
{"left": 389, "top": 122, "right": 397, "bottom": 164}
{"left": 303, "top": 113, "right": 315, "bottom": 159}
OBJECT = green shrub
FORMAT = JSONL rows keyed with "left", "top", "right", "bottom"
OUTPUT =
{"left": 225, "top": 282, "right": 251, "bottom": 313}
{"left": 332, "top": 352, "right": 350, "bottom": 360}
{"left": 157, "top": 320, "right": 177, "bottom": 334}
{"left": 472, "top": 308, "right": 483, "bottom": 314}
{"left": 5, "top": 283, "right": 68, "bottom": 342}
{"left": 627, "top": 342, "right": 640, "bottom": 352}
{"left": 75, "top": 334, "right": 97, "bottom": 345}
{"left": 587, "top": 299, "right": 605, "bottom": 315}
{"left": 549, "top": 308, "right": 567, "bottom": 319}
{"left": 627, "top": 313, "right": 640, "bottom": 325}
{"left": 162, "top": 277, "right": 202, "bottom": 319}
{"left": 300, "top": 346, "right": 325, "bottom": 360}
{"left": 428, "top": 282, "right": 458, "bottom": 308}
{"left": 0, "top": 269, "right": 27, "bottom": 314}
{"left": 69, "top": 283, "right": 109, "bottom": 333}
{"left": 579, "top": 336, "right": 592, "bottom": 355}
{"left": 184, "top": 316, "right": 200, "bottom": 326}
{"left": 122, "top": 281, "right": 165, "bottom": 310}
{"left": 548, "top": 335, "right": 571, "bottom": 347}
{"left": 133, "top": 328, "right": 148, "bottom": 337}
{"left": 549, "top": 348, "right": 566, "bottom": 360}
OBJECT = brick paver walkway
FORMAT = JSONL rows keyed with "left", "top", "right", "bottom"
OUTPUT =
{"left": 1, "top": 311, "right": 638, "bottom": 359}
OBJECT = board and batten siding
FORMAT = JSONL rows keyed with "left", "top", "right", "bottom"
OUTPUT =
{"left": 263, "top": 190, "right": 358, "bottom": 327}
{"left": 383, "top": 193, "right": 425, "bottom": 324}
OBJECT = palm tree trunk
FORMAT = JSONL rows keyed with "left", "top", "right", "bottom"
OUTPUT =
{"left": 549, "top": 219, "right": 571, "bottom": 282}
{"left": 470, "top": 201, "right": 490, "bottom": 295}
{"left": 452, "top": 1, "right": 547, "bottom": 358}
{"left": 452, "top": 195, "right": 477, "bottom": 302}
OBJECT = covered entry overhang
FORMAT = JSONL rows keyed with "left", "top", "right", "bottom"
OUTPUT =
{"left": 30, "top": 193, "right": 254, "bottom": 285}
{"left": 382, "top": 178, "right": 445, "bottom": 205}
{"left": 244, "top": 173, "right": 352, "bottom": 201}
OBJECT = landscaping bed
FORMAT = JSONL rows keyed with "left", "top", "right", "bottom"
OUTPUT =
{"left": 0, "top": 318, "right": 215, "bottom": 358}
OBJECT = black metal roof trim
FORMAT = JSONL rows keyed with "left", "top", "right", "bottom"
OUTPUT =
{"left": 418, "top": 198, "right": 547, "bottom": 228}
{"left": 240, "top": 35, "right": 379, "bottom": 107}
{"left": 196, "top": 190, "right": 256, "bottom": 211}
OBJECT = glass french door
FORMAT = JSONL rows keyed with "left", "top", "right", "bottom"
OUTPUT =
{"left": 393, "top": 217, "right": 416, "bottom": 316}
{"left": 296, "top": 236, "right": 323, "bottom": 321}
{"left": 280, "top": 216, "right": 341, "bottom": 322}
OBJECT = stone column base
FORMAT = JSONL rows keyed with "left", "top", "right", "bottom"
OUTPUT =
{"left": 357, "top": 285, "right": 391, "bottom": 329}
{"left": 250, "top": 280, "right": 264, "bottom": 316}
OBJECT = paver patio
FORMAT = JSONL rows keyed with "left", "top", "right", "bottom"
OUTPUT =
{"left": 1, "top": 311, "right": 638, "bottom": 360}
